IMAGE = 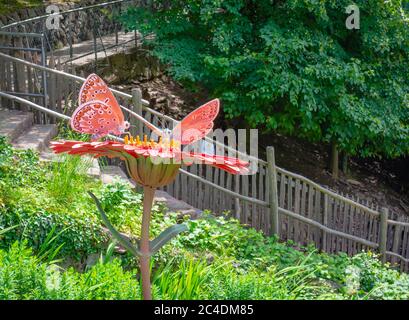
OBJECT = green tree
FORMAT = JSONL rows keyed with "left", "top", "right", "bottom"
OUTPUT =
{"left": 120, "top": 0, "right": 409, "bottom": 174}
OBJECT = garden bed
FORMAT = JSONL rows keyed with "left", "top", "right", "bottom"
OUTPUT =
{"left": 1, "top": 136, "right": 409, "bottom": 300}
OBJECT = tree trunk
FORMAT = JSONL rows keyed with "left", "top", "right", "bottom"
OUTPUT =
{"left": 331, "top": 142, "right": 339, "bottom": 180}
{"left": 342, "top": 153, "right": 349, "bottom": 175}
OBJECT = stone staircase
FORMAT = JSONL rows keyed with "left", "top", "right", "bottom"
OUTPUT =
{"left": 0, "top": 107, "right": 202, "bottom": 217}
{"left": 0, "top": 108, "right": 58, "bottom": 153}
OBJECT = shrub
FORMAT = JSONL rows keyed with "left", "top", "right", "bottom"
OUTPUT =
{"left": 0, "top": 137, "right": 108, "bottom": 261}
{"left": 0, "top": 242, "right": 140, "bottom": 300}
{"left": 205, "top": 263, "right": 336, "bottom": 300}
{"left": 0, "top": 206, "right": 108, "bottom": 261}
{"left": 179, "top": 214, "right": 306, "bottom": 269}
{"left": 348, "top": 253, "right": 409, "bottom": 300}
{"left": 0, "top": 136, "right": 45, "bottom": 205}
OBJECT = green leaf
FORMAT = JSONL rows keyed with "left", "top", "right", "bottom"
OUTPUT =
{"left": 0, "top": 225, "right": 18, "bottom": 236}
{"left": 88, "top": 191, "right": 142, "bottom": 257}
{"left": 150, "top": 224, "right": 188, "bottom": 255}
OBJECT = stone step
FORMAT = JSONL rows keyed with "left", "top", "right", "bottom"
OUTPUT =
{"left": 154, "top": 190, "right": 202, "bottom": 218}
{"left": 12, "top": 124, "right": 58, "bottom": 152}
{"left": 85, "top": 157, "right": 101, "bottom": 178}
{"left": 0, "top": 108, "right": 34, "bottom": 142}
{"left": 100, "top": 165, "right": 135, "bottom": 187}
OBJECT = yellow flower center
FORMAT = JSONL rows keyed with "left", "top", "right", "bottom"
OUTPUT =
{"left": 124, "top": 134, "right": 179, "bottom": 148}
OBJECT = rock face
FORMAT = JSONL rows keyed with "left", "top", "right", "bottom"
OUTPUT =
{"left": 1, "top": 0, "right": 131, "bottom": 50}
{"left": 105, "top": 51, "right": 162, "bottom": 84}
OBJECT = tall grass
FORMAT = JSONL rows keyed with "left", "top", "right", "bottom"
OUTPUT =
{"left": 35, "top": 225, "right": 66, "bottom": 264}
{"left": 46, "top": 154, "right": 93, "bottom": 203}
{"left": 153, "top": 257, "right": 213, "bottom": 300}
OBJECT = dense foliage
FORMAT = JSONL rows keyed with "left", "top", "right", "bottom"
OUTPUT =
{"left": 0, "top": 242, "right": 139, "bottom": 300}
{"left": 0, "top": 0, "right": 42, "bottom": 15}
{"left": 120, "top": 0, "right": 409, "bottom": 158}
{"left": 1, "top": 137, "right": 409, "bottom": 300}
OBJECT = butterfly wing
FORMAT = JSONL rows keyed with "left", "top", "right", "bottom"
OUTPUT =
{"left": 71, "top": 100, "right": 124, "bottom": 139}
{"left": 172, "top": 99, "right": 220, "bottom": 145}
{"left": 78, "top": 73, "right": 125, "bottom": 124}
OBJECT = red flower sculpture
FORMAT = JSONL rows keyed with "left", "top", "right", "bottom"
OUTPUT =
{"left": 51, "top": 73, "right": 249, "bottom": 300}
{"left": 50, "top": 136, "right": 249, "bottom": 187}
{"left": 50, "top": 135, "right": 249, "bottom": 300}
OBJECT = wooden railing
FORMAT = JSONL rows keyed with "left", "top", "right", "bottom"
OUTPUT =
{"left": 1, "top": 47, "right": 408, "bottom": 272}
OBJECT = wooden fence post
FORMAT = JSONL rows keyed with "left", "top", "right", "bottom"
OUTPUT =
{"left": 331, "top": 142, "right": 339, "bottom": 179}
{"left": 379, "top": 208, "right": 388, "bottom": 263}
{"left": 131, "top": 88, "right": 143, "bottom": 137}
{"left": 322, "top": 194, "right": 329, "bottom": 252}
{"left": 267, "top": 147, "right": 279, "bottom": 237}
{"left": 391, "top": 219, "right": 402, "bottom": 265}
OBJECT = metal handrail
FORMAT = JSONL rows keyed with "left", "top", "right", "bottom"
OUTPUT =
{"left": 0, "top": 52, "right": 147, "bottom": 104}
{"left": 0, "top": 91, "right": 71, "bottom": 121}
{"left": 61, "top": 38, "right": 136, "bottom": 65}
{"left": 0, "top": 31, "right": 43, "bottom": 37}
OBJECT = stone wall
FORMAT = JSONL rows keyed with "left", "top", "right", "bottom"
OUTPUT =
{"left": 0, "top": 0, "right": 134, "bottom": 49}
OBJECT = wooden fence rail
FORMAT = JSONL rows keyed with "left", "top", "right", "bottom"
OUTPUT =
{"left": 0, "top": 45, "right": 408, "bottom": 272}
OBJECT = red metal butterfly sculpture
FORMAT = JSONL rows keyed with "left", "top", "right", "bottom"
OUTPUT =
{"left": 71, "top": 74, "right": 219, "bottom": 143}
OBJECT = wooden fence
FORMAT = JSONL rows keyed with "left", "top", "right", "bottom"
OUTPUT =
{"left": 1, "top": 44, "right": 409, "bottom": 272}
